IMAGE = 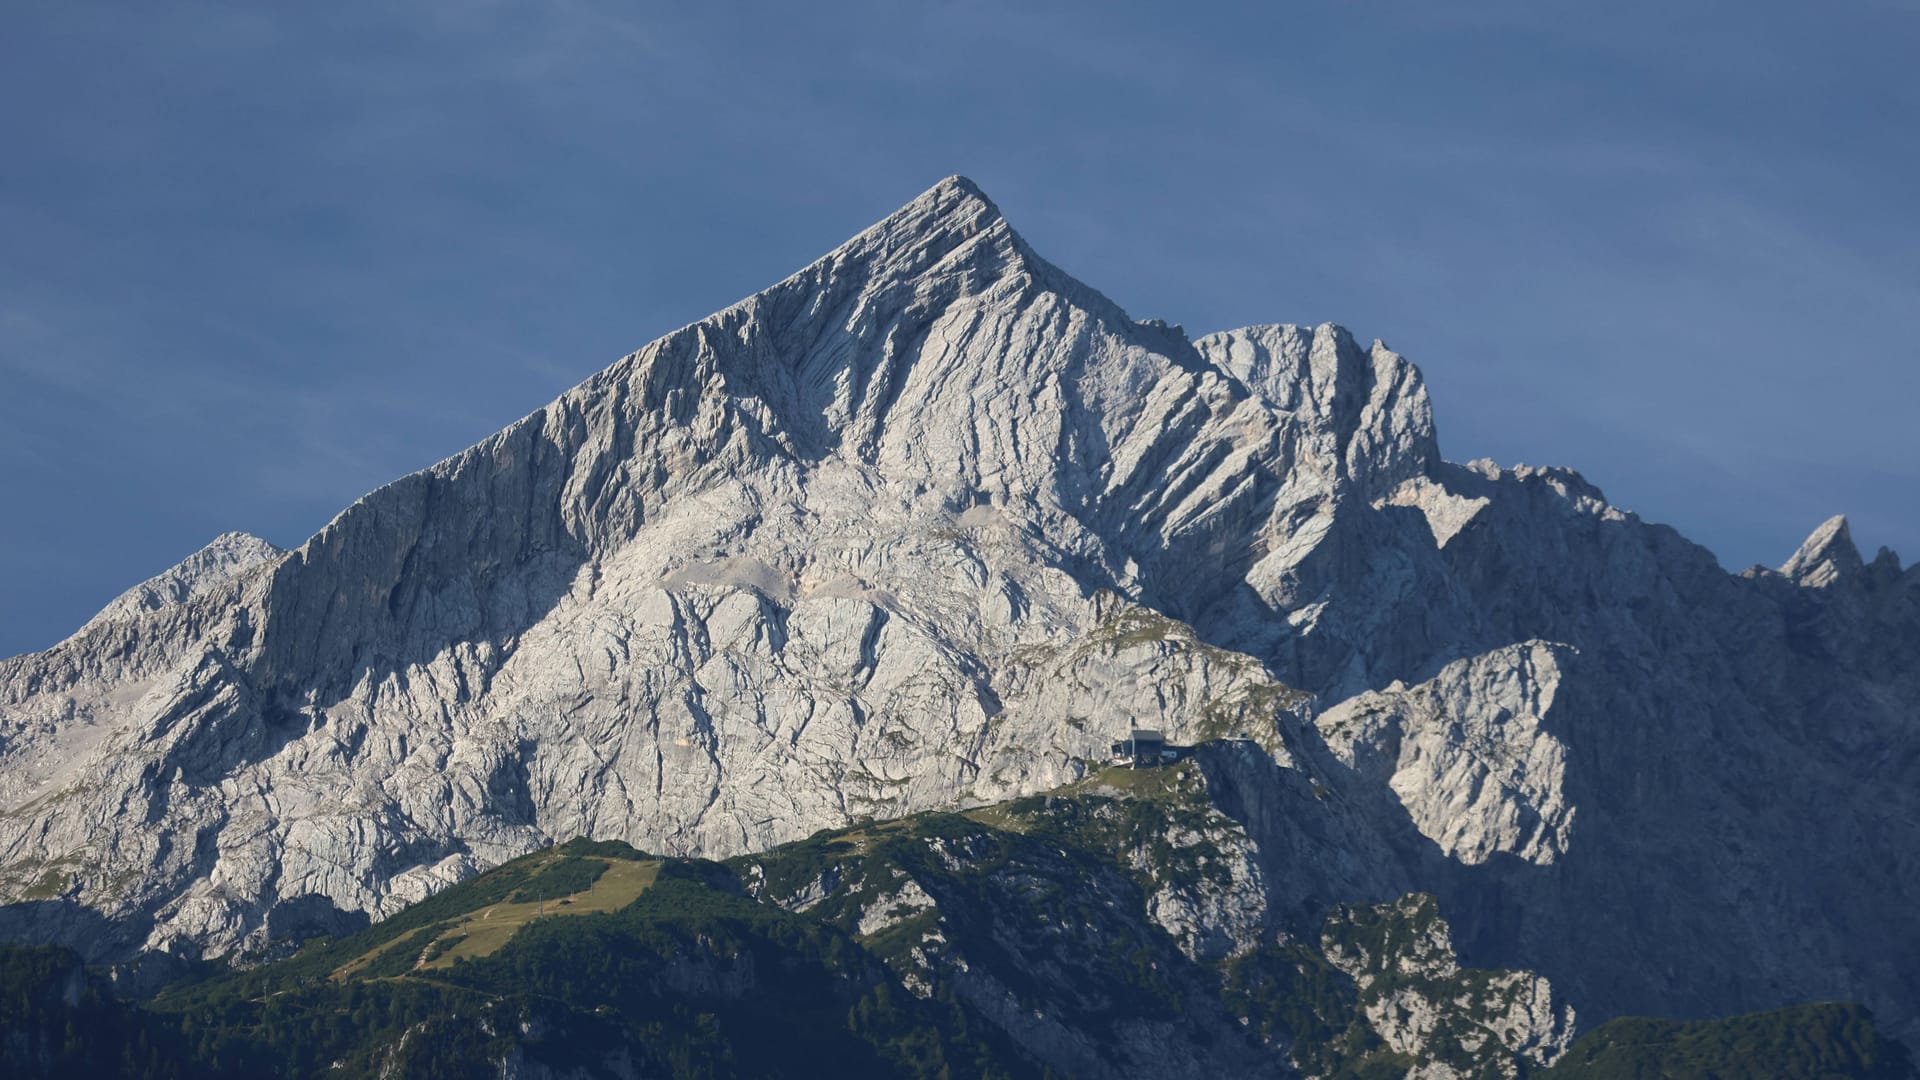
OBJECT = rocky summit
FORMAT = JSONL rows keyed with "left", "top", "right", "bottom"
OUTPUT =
{"left": 1, "top": 177, "right": 1915, "bottom": 1058}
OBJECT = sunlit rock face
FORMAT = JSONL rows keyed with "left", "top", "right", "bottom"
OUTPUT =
{"left": 0, "top": 177, "right": 1914, "bottom": 1049}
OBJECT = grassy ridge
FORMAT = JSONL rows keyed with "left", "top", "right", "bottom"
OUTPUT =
{"left": 120, "top": 852, "right": 1029, "bottom": 1078}
{"left": 1, "top": 780, "right": 1912, "bottom": 1078}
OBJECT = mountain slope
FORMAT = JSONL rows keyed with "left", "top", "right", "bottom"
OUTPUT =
{"left": 5, "top": 768, "right": 1911, "bottom": 1078}
{"left": 0, "top": 177, "right": 1915, "bottom": 1051}
{"left": 2, "top": 766, "right": 1580, "bottom": 1078}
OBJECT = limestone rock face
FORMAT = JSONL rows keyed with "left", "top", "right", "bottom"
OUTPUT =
{"left": 0, "top": 177, "right": 1916, "bottom": 1052}
{"left": 1316, "top": 642, "right": 1575, "bottom": 866}
{"left": 1780, "top": 513, "right": 1865, "bottom": 588}
{"left": 80, "top": 532, "right": 286, "bottom": 633}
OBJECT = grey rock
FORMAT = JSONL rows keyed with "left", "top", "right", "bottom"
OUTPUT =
{"left": 79, "top": 532, "right": 285, "bottom": 633}
{"left": 1317, "top": 642, "right": 1575, "bottom": 867}
{"left": 0, "top": 176, "right": 1915, "bottom": 1056}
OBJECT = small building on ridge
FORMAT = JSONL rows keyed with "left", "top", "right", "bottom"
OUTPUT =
{"left": 1110, "top": 728, "right": 1171, "bottom": 768}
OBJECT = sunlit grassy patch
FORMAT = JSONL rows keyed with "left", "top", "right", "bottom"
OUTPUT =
{"left": 328, "top": 854, "right": 660, "bottom": 981}
{"left": 420, "top": 858, "right": 659, "bottom": 969}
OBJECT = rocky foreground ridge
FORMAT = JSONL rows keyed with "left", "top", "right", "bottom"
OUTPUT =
{"left": 0, "top": 177, "right": 1915, "bottom": 1052}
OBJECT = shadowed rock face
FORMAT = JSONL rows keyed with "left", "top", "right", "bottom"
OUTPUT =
{"left": 0, "top": 177, "right": 1914, "bottom": 1048}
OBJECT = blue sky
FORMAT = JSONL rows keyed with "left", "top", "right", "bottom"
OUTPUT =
{"left": 3, "top": 1, "right": 1916, "bottom": 657}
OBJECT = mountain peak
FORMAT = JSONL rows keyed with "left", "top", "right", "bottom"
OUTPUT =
{"left": 1781, "top": 514, "right": 1864, "bottom": 587}
{"left": 844, "top": 174, "right": 1006, "bottom": 258}
{"left": 710, "top": 175, "right": 1027, "bottom": 344}
{"left": 1192, "top": 322, "right": 1439, "bottom": 496}
{"left": 75, "top": 530, "right": 284, "bottom": 637}
{"left": 931, "top": 173, "right": 988, "bottom": 200}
